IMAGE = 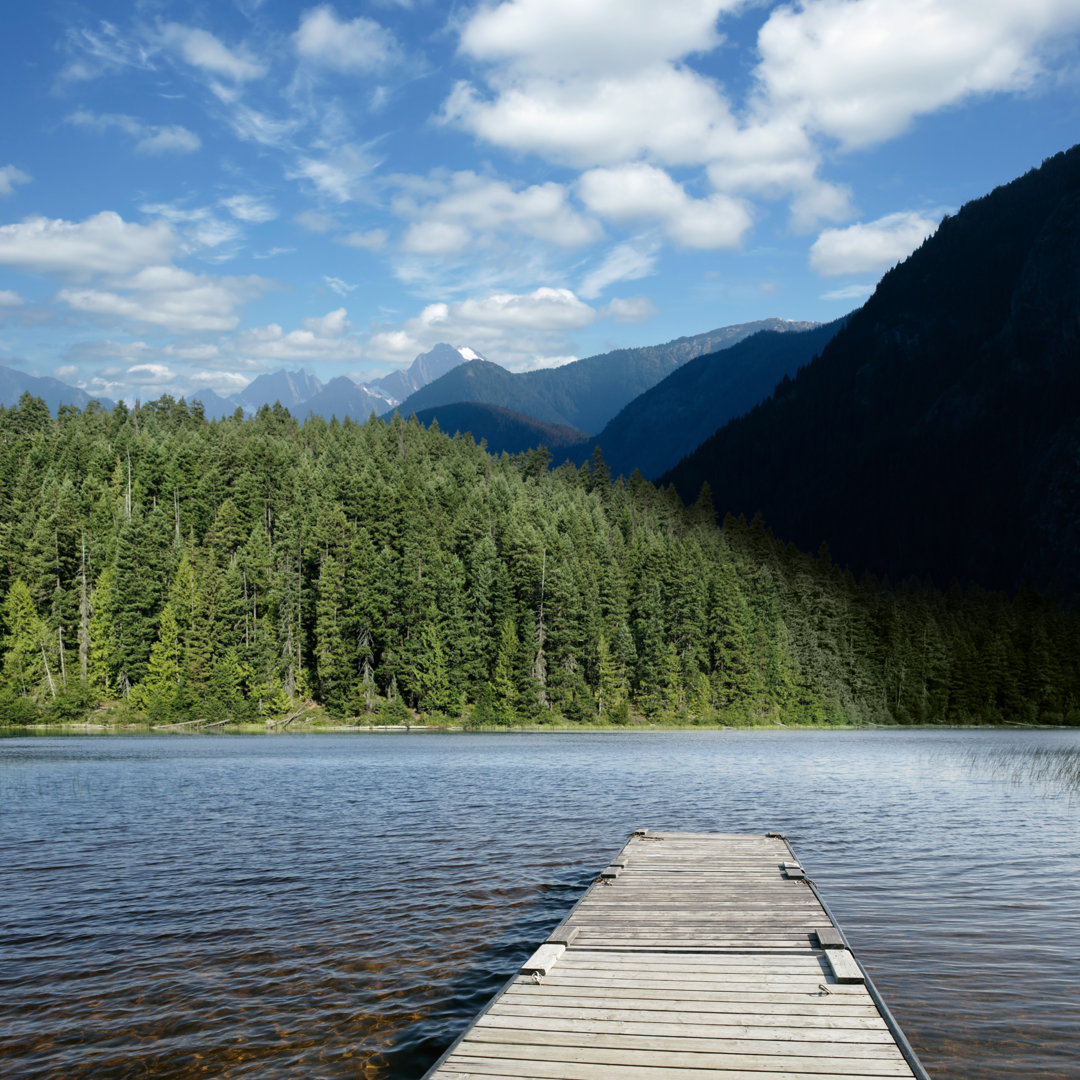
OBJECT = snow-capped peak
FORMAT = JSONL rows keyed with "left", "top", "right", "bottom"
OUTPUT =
{"left": 456, "top": 346, "right": 483, "bottom": 361}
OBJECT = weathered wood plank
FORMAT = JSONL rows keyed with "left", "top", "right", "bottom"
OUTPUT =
{"left": 421, "top": 832, "right": 924, "bottom": 1080}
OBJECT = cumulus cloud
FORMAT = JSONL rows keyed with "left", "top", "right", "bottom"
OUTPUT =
{"left": 58, "top": 265, "right": 269, "bottom": 332}
{"left": 394, "top": 171, "right": 600, "bottom": 254}
{"left": 0, "top": 212, "right": 175, "bottom": 278}
{"left": 161, "top": 23, "right": 266, "bottom": 82}
{"left": 366, "top": 287, "right": 600, "bottom": 369}
{"left": 0, "top": 166, "right": 31, "bottom": 196}
{"left": 402, "top": 220, "right": 472, "bottom": 255}
{"left": 294, "top": 5, "right": 402, "bottom": 72}
{"left": 755, "top": 0, "right": 1080, "bottom": 148}
{"left": 442, "top": 65, "right": 739, "bottom": 169}
{"left": 579, "top": 241, "right": 658, "bottom": 300}
{"left": 459, "top": 0, "right": 733, "bottom": 77}
{"left": 809, "top": 210, "right": 939, "bottom": 276}
{"left": 0, "top": 290, "right": 24, "bottom": 306}
{"left": 579, "top": 164, "right": 752, "bottom": 250}
{"left": 228, "top": 307, "right": 365, "bottom": 362}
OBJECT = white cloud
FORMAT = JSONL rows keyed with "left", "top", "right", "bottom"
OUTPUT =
{"left": 304, "top": 307, "right": 350, "bottom": 336}
{"left": 138, "top": 126, "right": 201, "bottom": 154}
{"left": 394, "top": 171, "right": 600, "bottom": 254}
{"left": 291, "top": 143, "right": 380, "bottom": 202}
{"left": 228, "top": 308, "right": 364, "bottom": 362}
{"left": 295, "top": 210, "right": 338, "bottom": 233}
{"left": 0, "top": 212, "right": 175, "bottom": 278}
{"left": 324, "top": 275, "right": 358, "bottom": 295}
{"left": 0, "top": 290, "right": 24, "bottom": 306}
{"left": 402, "top": 220, "right": 472, "bottom": 255}
{"left": 221, "top": 195, "right": 278, "bottom": 223}
{"left": 442, "top": 65, "right": 740, "bottom": 169}
{"left": 340, "top": 228, "right": 388, "bottom": 251}
{"left": 58, "top": 265, "right": 269, "bottom": 332}
{"left": 456, "top": 287, "right": 596, "bottom": 331}
{"left": 460, "top": 0, "right": 732, "bottom": 76}
{"left": 0, "top": 166, "right": 31, "bottom": 196}
{"left": 810, "top": 211, "right": 939, "bottom": 276}
{"left": 821, "top": 283, "right": 876, "bottom": 302}
{"left": 579, "top": 164, "right": 752, "bottom": 250}
{"left": 579, "top": 241, "right": 658, "bottom": 300}
{"left": 605, "top": 296, "right": 658, "bottom": 323}
{"left": 754, "top": 0, "right": 1080, "bottom": 148}
{"left": 295, "top": 5, "right": 402, "bottom": 73}
{"left": 366, "top": 287, "right": 599, "bottom": 369}
{"left": 68, "top": 109, "right": 202, "bottom": 156}
{"left": 139, "top": 202, "right": 242, "bottom": 255}
{"left": 161, "top": 23, "right": 266, "bottom": 82}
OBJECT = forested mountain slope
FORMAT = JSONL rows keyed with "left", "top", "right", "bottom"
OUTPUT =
{"left": 0, "top": 394, "right": 1076, "bottom": 727}
{"left": 665, "top": 145, "right": 1080, "bottom": 595}
{"left": 412, "top": 403, "right": 587, "bottom": 455}
{"left": 561, "top": 320, "right": 844, "bottom": 479}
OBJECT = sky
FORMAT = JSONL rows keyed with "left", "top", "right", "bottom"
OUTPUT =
{"left": 0, "top": 0, "right": 1079, "bottom": 404}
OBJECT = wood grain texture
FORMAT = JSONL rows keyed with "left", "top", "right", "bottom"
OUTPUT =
{"left": 425, "top": 831, "right": 921, "bottom": 1080}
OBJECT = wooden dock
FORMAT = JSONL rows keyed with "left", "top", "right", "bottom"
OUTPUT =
{"left": 424, "top": 830, "right": 930, "bottom": 1080}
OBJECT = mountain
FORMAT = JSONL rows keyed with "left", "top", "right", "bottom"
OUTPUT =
{"left": 391, "top": 319, "right": 817, "bottom": 433}
{"left": 191, "top": 388, "right": 236, "bottom": 419}
{"left": 237, "top": 369, "right": 323, "bottom": 412}
{"left": 412, "top": 402, "right": 588, "bottom": 455}
{"left": 664, "top": 144, "right": 1080, "bottom": 595}
{"left": 370, "top": 343, "right": 486, "bottom": 402}
{"left": 0, "top": 364, "right": 115, "bottom": 412}
{"left": 390, "top": 359, "right": 573, "bottom": 426}
{"left": 302, "top": 377, "right": 395, "bottom": 421}
{"left": 561, "top": 319, "right": 845, "bottom": 479}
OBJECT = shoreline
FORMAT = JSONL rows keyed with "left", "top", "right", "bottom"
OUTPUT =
{"left": 1, "top": 719, "right": 1068, "bottom": 736}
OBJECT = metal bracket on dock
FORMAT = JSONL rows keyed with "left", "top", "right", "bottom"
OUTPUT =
{"left": 782, "top": 861, "right": 805, "bottom": 879}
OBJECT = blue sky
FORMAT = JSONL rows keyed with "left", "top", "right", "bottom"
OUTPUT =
{"left": 0, "top": 0, "right": 1078, "bottom": 403}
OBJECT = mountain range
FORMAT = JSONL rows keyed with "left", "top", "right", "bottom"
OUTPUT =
{"left": 389, "top": 318, "right": 816, "bottom": 435}
{"left": 664, "top": 144, "right": 1080, "bottom": 595}
{"left": 0, "top": 365, "right": 115, "bottom": 413}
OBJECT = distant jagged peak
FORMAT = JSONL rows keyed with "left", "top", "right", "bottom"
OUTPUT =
{"left": 455, "top": 345, "right": 485, "bottom": 362}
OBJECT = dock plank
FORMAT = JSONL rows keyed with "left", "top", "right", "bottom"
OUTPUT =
{"left": 424, "top": 832, "right": 926, "bottom": 1080}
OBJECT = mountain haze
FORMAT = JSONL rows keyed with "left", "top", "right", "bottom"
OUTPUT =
{"left": 665, "top": 144, "right": 1080, "bottom": 595}
{"left": 0, "top": 364, "right": 115, "bottom": 413}
{"left": 392, "top": 319, "right": 817, "bottom": 433}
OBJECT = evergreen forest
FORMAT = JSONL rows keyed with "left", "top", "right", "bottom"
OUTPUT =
{"left": 2, "top": 391, "right": 1078, "bottom": 728}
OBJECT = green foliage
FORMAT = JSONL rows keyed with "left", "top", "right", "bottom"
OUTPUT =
{"left": 0, "top": 391, "right": 1077, "bottom": 728}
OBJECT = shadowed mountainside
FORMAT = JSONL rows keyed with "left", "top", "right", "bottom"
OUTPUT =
{"left": 664, "top": 144, "right": 1080, "bottom": 596}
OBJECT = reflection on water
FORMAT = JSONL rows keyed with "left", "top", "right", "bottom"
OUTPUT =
{"left": 2, "top": 730, "right": 1079, "bottom": 1080}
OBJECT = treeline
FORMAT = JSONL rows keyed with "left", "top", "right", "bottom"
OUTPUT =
{"left": 1, "top": 392, "right": 1078, "bottom": 726}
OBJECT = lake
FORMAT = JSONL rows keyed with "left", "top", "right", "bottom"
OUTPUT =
{"left": 2, "top": 729, "right": 1078, "bottom": 1079}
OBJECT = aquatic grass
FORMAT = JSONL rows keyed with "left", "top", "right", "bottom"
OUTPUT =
{"left": 968, "top": 742, "right": 1080, "bottom": 797}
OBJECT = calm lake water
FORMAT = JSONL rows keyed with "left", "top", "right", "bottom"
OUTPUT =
{"left": 2, "top": 729, "right": 1079, "bottom": 1080}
